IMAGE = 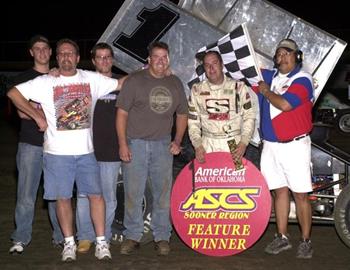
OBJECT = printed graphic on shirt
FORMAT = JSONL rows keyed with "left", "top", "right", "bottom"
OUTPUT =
{"left": 149, "top": 86, "right": 172, "bottom": 113}
{"left": 206, "top": 99, "right": 230, "bottom": 120}
{"left": 100, "top": 92, "right": 117, "bottom": 102}
{"left": 54, "top": 83, "right": 92, "bottom": 131}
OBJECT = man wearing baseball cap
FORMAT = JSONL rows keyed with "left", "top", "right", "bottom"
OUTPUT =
{"left": 254, "top": 38, "right": 314, "bottom": 259}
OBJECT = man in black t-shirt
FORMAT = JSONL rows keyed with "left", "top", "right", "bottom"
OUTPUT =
{"left": 75, "top": 43, "right": 122, "bottom": 253}
{"left": 9, "top": 35, "right": 63, "bottom": 254}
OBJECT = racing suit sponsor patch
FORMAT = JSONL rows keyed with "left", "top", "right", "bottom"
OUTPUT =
{"left": 189, "top": 106, "right": 197, "bottom": 112}
{"left": 200, "top": 91, "right": 210, "bottom": 95}
{"left": 189, "top": 114, "right": 198, "bottom": 120}
{"left": 208, "top": 113, "right": 229, "bottom": 120}
{"left": 243, "top": 101, "right": 252, "bottom": 110}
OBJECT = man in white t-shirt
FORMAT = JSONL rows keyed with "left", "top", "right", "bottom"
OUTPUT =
{"left": 7, "top": 38, "right": 126, "bottom": 262}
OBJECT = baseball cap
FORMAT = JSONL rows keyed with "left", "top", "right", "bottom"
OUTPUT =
{"left": 276, "top": 38, "right": 299, "bottom": 52}
{"left": 28, "top": 35, "right": 50, "bottom": 49}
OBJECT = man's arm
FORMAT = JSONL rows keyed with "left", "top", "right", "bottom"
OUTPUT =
{"left": 7, "top": 87, "right": 47, "bottom": 131}
{"left": 17, "top": 101, "right": 45, "bottom": 120}
{"left": 258, "top": 81, "right": 292, "bottom": 111}
{"left": 187, "top": 87, "right": 203, "bottom": 149}
{"left": 240, "top": 85, "right": 257, "bottom": 146}
{"left": 170, "top": 114, "right": 188, "bottom": 155}
{"left": 188, "top": 86, "right": 207, "bottom": 162}
{"left": 116, "top": 107, "right": 131, "bottom": 161}
{"left": 116, "top": 75, "right": 128, "bottom": 90}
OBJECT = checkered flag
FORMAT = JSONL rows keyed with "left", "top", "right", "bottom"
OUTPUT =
{"left": 188, "top": 23, "right": 262, "bottom": 90}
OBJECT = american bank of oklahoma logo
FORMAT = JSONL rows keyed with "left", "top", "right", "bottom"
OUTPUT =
{"left": 170, "top": 152, "right": 271, "bottom": 257}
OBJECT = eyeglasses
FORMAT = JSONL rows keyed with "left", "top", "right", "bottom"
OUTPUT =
{"left": 275, "top": 51, "right": 292, "bottom": 58}
{"left": 57, "top": 51, "right": 76, "bottom": 57}
{"left": 95, "top": 55, "right": 113, "bottom": 61}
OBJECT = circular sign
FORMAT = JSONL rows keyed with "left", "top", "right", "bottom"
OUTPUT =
{"left": 171, "top": 152, "right": 271, "bottom": 257}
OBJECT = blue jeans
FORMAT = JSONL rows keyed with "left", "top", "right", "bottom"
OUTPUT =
{"left": 11, "top": 143, "right": 63, "bottom": 245}
{"left": 123, "top": 137, "right": 173, "bottom": 242}
{"left": 43, "top": 153, "right": 101, "bottom": 199}
{"left": 76, "top": 161, "right": 121, "bottom": 241}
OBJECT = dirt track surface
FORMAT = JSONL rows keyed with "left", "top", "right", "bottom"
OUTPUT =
{"left": 1, "top": 116, "right": 350, "bottom": 270}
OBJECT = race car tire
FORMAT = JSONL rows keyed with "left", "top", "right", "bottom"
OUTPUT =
{"left": 336, "top": 109, "right": 350, "bottom": 136}
{"left": 334, "top": 184, "right": 350, "bottom": 248}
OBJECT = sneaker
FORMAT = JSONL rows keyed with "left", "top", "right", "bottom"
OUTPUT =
{"left": 95, "top": 241, "right": 112, "bottom": 260}
{"left": 296, "top": 239, "right": 313, "bottom": 259}
{"left": 264, "top": 233, "right": 292, "bottom": 255}
{"left": 9, "top": 242, "right": 25, "bottom": 254}
{"left": 77, "top": 240, "right": 92, "bottom": 253}
{"left": 120, "top": 239, "right": 140, "bottom": 255}
{"left": 52, "top": 240, "right": 64, "bottom": 249}
{"left": 155, "top": 240, "right": 170, "bottom": 256}
{"left": 61, "top": 242, "right": 77, "bottom": 262}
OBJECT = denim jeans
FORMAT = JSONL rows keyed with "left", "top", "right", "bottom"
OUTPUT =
{"left": 11, "top": 143, "right": 63, "bottom": 245}
{"left": 123, "top": 137, "right": 173, "bottom": 242}
{"left": 76, "top": 161, "right": 121, "bottom": 241}
{"left": 43, "top": 153, "right": 101, "bottom": 199}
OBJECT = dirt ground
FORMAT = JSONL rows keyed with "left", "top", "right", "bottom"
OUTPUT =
{"left": 1, "top": 110, "right": 350, "bottom": 270}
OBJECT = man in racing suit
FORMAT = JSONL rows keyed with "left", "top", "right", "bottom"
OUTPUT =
{"left": 188, "top": 51, "right": 256, "bottom": 163}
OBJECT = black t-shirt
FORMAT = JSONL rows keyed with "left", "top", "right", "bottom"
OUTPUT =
{"left": 10, "top": 68, "right": 45, "bottom": 146}
{"left": 93, "top": 74, "right": 121, "bottom": 162}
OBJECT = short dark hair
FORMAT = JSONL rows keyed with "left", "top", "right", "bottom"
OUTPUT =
{"left": 203, "top": 51, "right": 223, "bottom": 64}
{"left": 29, "top": 35, "right": 50, "bottom": 49}
{"left": 148, "top": 41, "right": 169, "bottom": 56}
{"left": 91, "top": 42, "right": 114, "bottom": 59}
{"left": 56, "top": 38, "right": 80, "bottom": 55}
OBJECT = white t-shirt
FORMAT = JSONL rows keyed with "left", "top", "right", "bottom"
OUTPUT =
{"left": 16, "top": 69, "right": 118, "bottom": 155}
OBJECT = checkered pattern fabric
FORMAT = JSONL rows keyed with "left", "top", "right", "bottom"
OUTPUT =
{"left": 188, "top": 23, "right": 262, "bottom": 90}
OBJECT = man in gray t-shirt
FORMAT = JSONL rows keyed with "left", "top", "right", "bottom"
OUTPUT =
{"left": 116, "top": 41, "right": 188, "bottom": 256}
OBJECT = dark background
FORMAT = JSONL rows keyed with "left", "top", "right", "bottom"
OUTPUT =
{"left": 0, "top": 0, "right": 348, "bottom": 60}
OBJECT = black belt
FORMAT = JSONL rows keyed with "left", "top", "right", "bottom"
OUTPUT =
{"left": 279, "top": 134, "right": 309, "bottom": 143}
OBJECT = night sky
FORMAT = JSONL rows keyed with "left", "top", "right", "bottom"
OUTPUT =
{"left": 0, "top": 1, "right": 349, "bottom": 59}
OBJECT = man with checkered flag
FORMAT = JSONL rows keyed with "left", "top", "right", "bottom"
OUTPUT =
{"left": 187, "top": 24, "right": 262, "bottom": 166}
{"left": 188, "top": 23, "right": 262, "bottom": 90}
{"left": 187, "top": 50, "right": 256, "bottom": 165}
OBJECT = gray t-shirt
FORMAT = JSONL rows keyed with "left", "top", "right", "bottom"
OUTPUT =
{"left": 116, "top": 69, "right": 188, "bottom": 140}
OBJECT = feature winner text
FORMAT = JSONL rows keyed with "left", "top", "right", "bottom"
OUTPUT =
{"left": 188, "top": 223, "right": 250, "bottom": 250}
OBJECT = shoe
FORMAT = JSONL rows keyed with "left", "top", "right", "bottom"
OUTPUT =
{"left": 95, "top": 241, "right": 112, "bottom": 260}
{"left": 155, "top": 240, "right": 170, "bottom": 256}
{"left": 296, "top": 239, "right": 313, "bottom": 259}
{"left": 9, "top": 242, "right": 25, "bottom": 254}
{"left": 77, "top": 240, "right": 92, "bottom": 253}
{"left": 120, "top": 239, "right": 140, "bottom": 255}
{"left": 52, "top": 240, "right": 64, "bottom": 249}
{"left": 264, "top": 233, "right": 292, "bottom": 255}
{"left": 61, "top": 242, "right": 77, "bottom": 262}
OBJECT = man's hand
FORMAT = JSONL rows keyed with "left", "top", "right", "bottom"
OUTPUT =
{"left": 119, "top": 144, "right": 132, "bottom": 162}
{"left": 258, "top": 81, "right": 271, "bottom": 97}
{"left": 49, "top": 67, "right": 60, "bottom": 77}
{"left": 35, "top": 114, "right": 48, "bottom": 132}
{"left": 169, "top": 141, "right": 181, "bottom": 155}
{"left": 232, "top": 142, "right": 247, "bottom": 162}
{"left": 195, "top": 145, "right": 206, "bottom": 163}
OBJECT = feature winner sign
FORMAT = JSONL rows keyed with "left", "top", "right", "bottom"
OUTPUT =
{"left": 171, "top": 152, "right": 271, "bottom": 256}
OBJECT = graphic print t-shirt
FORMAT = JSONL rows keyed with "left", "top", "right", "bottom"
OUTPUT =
{"left": 54, "top": 83, "right": 92, "bottom": 131}
{"left": 16, "top": 69, "right": 118, "bottom": 155}
{"left": 116, "top": 69, "right": 188, "bottom": 140}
